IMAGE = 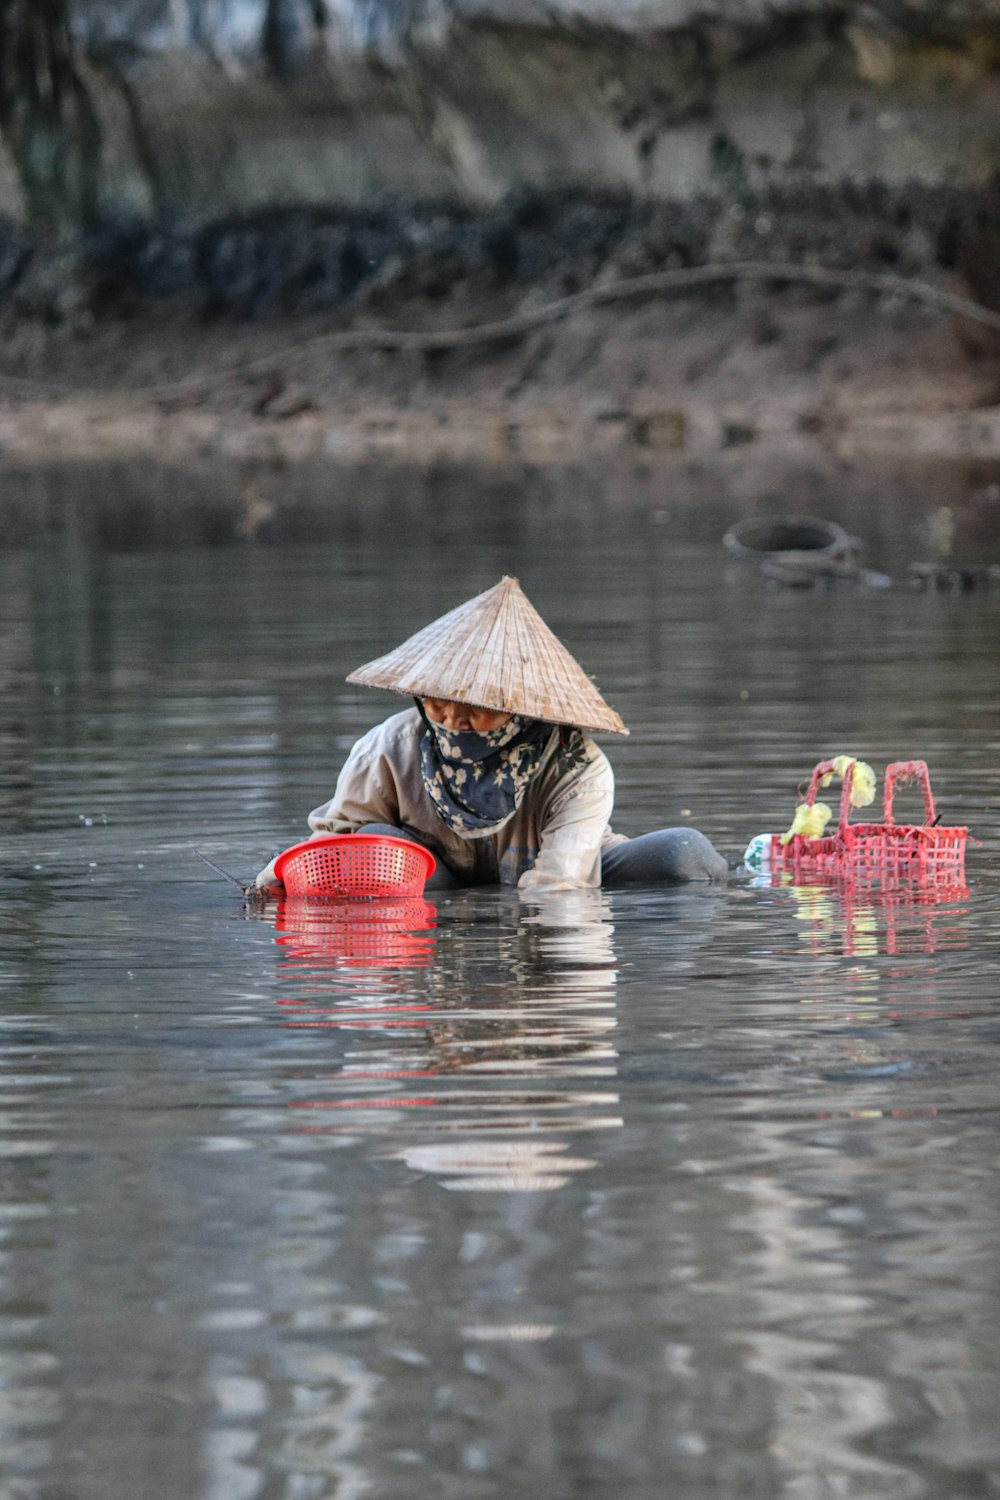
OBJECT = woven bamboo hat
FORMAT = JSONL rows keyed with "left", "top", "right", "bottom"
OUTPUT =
{"left": 347, "top": 576, "right": 628, "bottom": 735}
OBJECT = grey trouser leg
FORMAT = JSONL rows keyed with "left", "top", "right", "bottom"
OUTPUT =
{"left": 601, "top": 828, "right": 729, "bottom": 887}
{"left": 356, "top": 823, "right": 462, "bottom": 891}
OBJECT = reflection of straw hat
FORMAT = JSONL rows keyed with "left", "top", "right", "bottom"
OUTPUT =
{"left": 347, "top": 575, "right": 628, "bottom": 734}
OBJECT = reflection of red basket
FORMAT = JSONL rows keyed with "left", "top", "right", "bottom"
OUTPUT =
{"left": 274, "top": 897, "right": 437, "bottom": 967}
{"left": 772, "top": 759, "right": 967, "bottom": 879}
{"left": 274, "top": 834, "right": 436, "bottom": 899}
{"left": 766, "top": 868, "right": 969, "bottom": 957}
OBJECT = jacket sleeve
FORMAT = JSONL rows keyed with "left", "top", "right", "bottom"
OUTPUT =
{"left": 307, "top": 738, "right": 399, "bottom": 835}
{"left": 253, "top": 730, "right": 399, "bottom": 888}
{"left": 517, "top": 752, "right": 615, "bottom": 893}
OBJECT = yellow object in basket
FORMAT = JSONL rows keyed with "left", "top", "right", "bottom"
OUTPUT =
{"left": 821, "top": 755, "right": 876, "bottom": 808}
{"left": 780, "top": 801, "right": 833, "bottom": 845}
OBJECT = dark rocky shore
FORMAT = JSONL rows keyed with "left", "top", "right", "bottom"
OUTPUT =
{"left": 4, "top": 175, "right": 1000, "bottom": 337}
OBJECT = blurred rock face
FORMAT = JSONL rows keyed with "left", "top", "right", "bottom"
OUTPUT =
{"left": 2, "top": 0, "right": 999, "bottom": 226}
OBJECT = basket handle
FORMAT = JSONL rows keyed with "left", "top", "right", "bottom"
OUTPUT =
{"left": 803, "top": 758, "right": 858, "bottom": 834}
{"left": 883, "top": 760, "right": 936, "bottom": 826}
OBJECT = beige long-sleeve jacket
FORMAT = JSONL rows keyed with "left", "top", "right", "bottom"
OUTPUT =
{"left": 258, "top": 708, "right": 624, "bottom": 892}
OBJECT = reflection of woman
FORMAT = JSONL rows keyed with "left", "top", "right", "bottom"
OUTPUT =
{"left": 256, "top": 576, "right": 727, "bottom": 894}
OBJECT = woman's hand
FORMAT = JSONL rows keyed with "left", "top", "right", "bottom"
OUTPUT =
{"left": 253, "top": 858, "right": 284, "bottom": 898}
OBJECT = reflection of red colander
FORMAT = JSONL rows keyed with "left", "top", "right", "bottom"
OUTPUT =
{"left": 274, "top": 897, "right": 437, "bottom": 968}
{"left": 274, "top": 834, "right": 437, "bottom": 899}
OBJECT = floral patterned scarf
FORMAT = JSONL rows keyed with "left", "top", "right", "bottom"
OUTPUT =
{"left": 416, "top": 701, "right": 555, "bottom": 839}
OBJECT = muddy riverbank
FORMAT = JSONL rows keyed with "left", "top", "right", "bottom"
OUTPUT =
{"left": 3, "top": 188, "right": 1000, "bottom": 470}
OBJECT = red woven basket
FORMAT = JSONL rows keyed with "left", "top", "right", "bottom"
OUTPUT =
{"left": 274, "top": 834, "right": 437, "bottom": 899}
{"left": 771, "top": 759, "right": 967, "bottom": 879}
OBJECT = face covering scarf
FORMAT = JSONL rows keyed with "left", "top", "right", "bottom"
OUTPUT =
{"left": 416, "top": 702, "right": 555, "bottom": 838}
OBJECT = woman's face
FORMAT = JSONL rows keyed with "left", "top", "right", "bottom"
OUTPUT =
{"left": 422, "top": 698, "right": 513, "bottom": 733}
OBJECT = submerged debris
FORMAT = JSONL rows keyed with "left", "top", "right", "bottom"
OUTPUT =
{"left": 909, "top": 561, "right": 1000, "bottom": 591}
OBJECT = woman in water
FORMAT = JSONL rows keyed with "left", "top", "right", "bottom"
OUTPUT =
{"left": 255, "top": 576, "right": 727, "bottom": 894}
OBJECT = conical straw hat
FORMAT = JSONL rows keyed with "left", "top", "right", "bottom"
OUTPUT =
{"left": 347, "top": 576, "right": 628, "bottom": 735}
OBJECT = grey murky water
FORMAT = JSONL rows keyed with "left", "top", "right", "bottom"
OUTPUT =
{"left": 2, "top": 462, "right": 1000, "bottom": 1500}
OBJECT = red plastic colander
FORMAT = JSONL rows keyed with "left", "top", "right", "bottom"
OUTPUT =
{"left": 273, "top": 834, "right": 437, "bottom": 900}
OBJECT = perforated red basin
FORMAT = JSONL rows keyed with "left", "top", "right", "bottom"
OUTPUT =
{"left": 273, "top": 833, "right": 437, "bottom": 899}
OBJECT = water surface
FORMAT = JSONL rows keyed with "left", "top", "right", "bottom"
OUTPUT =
{"left": 2, "top": 462, "right": 999, "bottom": 1499}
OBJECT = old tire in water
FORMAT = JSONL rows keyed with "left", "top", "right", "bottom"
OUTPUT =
{"left": 723, "top": 515, "right": 859, "bottom": 565}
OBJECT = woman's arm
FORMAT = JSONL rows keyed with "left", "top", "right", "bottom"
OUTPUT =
{"left": 307, "top": 751, "right": 397, "bottom": 835}
{"left": 254, "top": 729, "right": 399, "bottom": 889}
{"left": 517, "top": 750, "right": 615, "bottom": 893}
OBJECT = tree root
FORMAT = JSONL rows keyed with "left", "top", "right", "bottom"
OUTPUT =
{"left": 1, "top": 259, "right": 999, "bottom": 404}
